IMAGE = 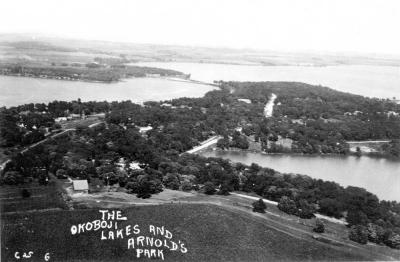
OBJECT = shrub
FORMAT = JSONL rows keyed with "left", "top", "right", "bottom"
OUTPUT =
{"left": 217, "top": 184, "right": 230, "bottom": 195}
{"left": 125, "top": 180, "right": 139, "bottom": 193}
{"left": 313, "top": 219, "right": 325, "bottom": 233}
{"left": 118, "top": 177, "right": 128, "bottom": 187}
{"left": 3, "top": 171, "right": 23, "bottom": 185}
{"left": 349, "top": 225, "right": 369, "bottom": 244}
{"left": 252, "top": 199, "right": 267, "bottom": 213}
{"left": 181, "top": 181, "right": 193, "bottom": 191}
{"left": 297, "top": 199, "right": 315, "bottom": 219}
{"left": 21, "top": 189, "right": 31, "bottom": 198}
{"left": 163, "top": 173, "right": 181, "bottom": 190}
{"left": 56, "top": 169, "right": 68, "bottom": 179}
{"left": 136, "top": 179, "right": 152, "bottom": 199}
{"left": 203, "top": 182, "right": 216, "bottom": 195}
{"left": 384, "top": 230, "right": 400, "bottom": 249}
{"left": 367, "top": 223, "right": 385, "bottom": 244}
{"left": 278, "top": 196, "right": 298, "bottom": 215}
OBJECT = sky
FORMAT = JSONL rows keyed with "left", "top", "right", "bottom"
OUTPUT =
{"left": 1, "top": 0, "right": 400, "bottom": 54}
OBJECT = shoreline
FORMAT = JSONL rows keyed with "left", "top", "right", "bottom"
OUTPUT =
{"left": 201, "top": 145, "right": 400, "bottom": 162}
{"left": 0, "top": 73, "right": 219, "bottom": 88}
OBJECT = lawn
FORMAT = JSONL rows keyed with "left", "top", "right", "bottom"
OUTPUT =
{"left": 1, "top": 204, "right": 378, "bottom": 262}
{"left": 0, "top": 181, "right": 67, "bottom": 213}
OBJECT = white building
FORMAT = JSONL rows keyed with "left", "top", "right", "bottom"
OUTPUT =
{"left": 72, "top": 180, "right": 89, "bottom": 193}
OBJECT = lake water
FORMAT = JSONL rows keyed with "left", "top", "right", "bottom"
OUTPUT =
{"left": 135, "top": 62, "right": 400, "bottom": 99}
{"left": 0, "top": 76, "right": 215, "bottom": 107}
{"left": 201, "top": 150, "right": 400, "bottom": 201}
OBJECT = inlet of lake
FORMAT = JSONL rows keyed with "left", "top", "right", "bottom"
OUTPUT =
{"left": 201, "top": 150, "right": 400, "bottom": 201}
{"left": 0, "top": 76, "right": 215, "bottom": 107}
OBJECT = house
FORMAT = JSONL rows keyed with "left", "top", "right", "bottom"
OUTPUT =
{"left": 129, "top": 162, "right": 143, "bottom": 170}
{"left": 72, "top": 180, "right": 89, "bottom": 193}
{"left": 138, "top": 126, "right": 153, "bottom": 134}
{"left": 238, "top": 99, "right": 251, "bottom": 104}
{"left": 55, "top": 117, "right": 68, "bottom": 122}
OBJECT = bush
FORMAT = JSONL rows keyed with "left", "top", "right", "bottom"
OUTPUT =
{"left": 130, "top": 175, "right": 163, "bottom": 198}
{"left": 217, "top": 184, "right": 230, "bottom": 195}
{"left": 278, "top": 196, "right": 298, "bottom": 215}
{"left": 384, "top": 230, "right": 400, "bottom": 249}
{"left": 252, "top": 199, "right": 267, "bottom": 213}
{"left": 181, "top": 181, "right": 193, "bottom": 191}
{"left": 118, "top": 177, "right": 128, "bottom": 187}
{"left": 163, "top": 173, "right": 181, "bottom": 190}
{"left": 3, "top": 171, "right": 23, "bottom": 185}
{"left": 313, "top": 219, "right": 325, "bottom": 233}
{"left": 21, "top": 189, "right": 31, "bottom": 198}
{"left": 349, "top": 225, "right": 369, "bottom": 244}
{"left": 203, "top": 182, "right": 216, "bottom": 195}
{"left": 56, "top": 169, "right": 67, "bottom": 179}
{"left": 297, "top": 199, "right": 315, "bottom": 219}
{"left": 367, "top": 223, "right": 385, "bottom": 244}
{"left": 125, "top": 180, "right": 139, "bottom": 193}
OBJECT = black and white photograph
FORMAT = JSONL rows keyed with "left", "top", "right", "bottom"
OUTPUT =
{"left": 1, "top": 0, "right": 400, "bottom": 261}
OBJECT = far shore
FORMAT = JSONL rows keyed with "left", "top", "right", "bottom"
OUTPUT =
{"left": 197, "top": 143, "right": 400, "bottom": 162}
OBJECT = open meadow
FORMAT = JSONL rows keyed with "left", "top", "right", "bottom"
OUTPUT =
{"left": 0, "top": 204, "right": 388, "bottom": 262}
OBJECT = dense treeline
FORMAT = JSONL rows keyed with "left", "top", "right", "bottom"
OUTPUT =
{"left": 222, "top": 81, "right": 400, "bottom": 155}
{"left": 3, "top": 81, "right": 399, "bottom": 155}
{"left": 0, "top": 99, "right": 111, "bottom": 147}
{"left": 0, "top": 64, "right": 183, "bottom": 82}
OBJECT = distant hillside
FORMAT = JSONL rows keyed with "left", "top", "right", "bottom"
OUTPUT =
{"left": 1, "top": 33, "right": 400, "bottom": 66}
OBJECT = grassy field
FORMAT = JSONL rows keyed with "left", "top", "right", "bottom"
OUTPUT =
{"left": 1, "top": 203, "right": 394, "bottom": 262}
{"left": 0, "top": 182, "right": 67, "bottom": 213}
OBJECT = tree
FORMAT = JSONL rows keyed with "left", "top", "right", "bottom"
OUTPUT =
{"left": 128, "top": 175, "right": 163, "bottom": 199}
{"left": 349, "top": 225, "right": 369, "bottom": 244}
{"left": 163, "top": 173, "right": 180, "bottom": 190}
{"left": 203, "top": 182, "right": 216, "bottom": 195}
{"left": 347, "top": 210, "right": 369, "bottom": 226}
{"left": 0, "top": 111, "right": 22, "bottom": 146}
{"left": 216, "top": 137, "right": 230, "bottom": 149}
{"left": 252, "top": 199, "right": 267, "bottom": 213}
{"left": 278, "top": 196, "right": 298, "bottom": 215}
{"left": 136, "top": 177, "right": 153, "bottom": 199}
{"left": 313, "top": 219, "right": 325, "bottom": 233}
{"left": 230, "top": 131, "right": 249, "bottom": 149}
{"left": 318, "top": 198, "right": 343, "bottom": 218}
